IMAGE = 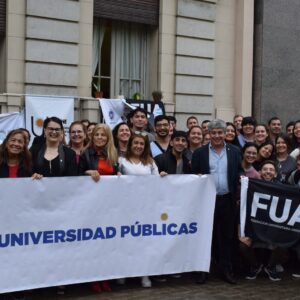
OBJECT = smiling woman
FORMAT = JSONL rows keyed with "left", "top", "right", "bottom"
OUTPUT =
{"left": 112, "top": 122, "right": 132, "bottom": 157}
{"left": 79, "top": 124, "right": 119, "bottom": 182}
{"left": 30, "top": 117, "right": 78, "bottom": 177}
{"left": 78, "top": 123, "right": 119, "bottom": 293}
{"left": 69, "top": 121, "right": 88, "bottom": 164}
{"left": 119, "top": 132, "right": 158, "bottom": 176}
{"left": 117, "top": 132, "right": 158, "bottom": 288}
{"left": 0, "top": 129, "right": 32, "bottom": 178}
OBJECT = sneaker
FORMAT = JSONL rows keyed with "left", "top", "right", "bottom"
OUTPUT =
{"left": 292, "top": 271, "right": 300, "bottom": 278}
{"left": 141, "top": 276, "right": 152, "bottom": 288}
{"left": 56, "top": 286, "right": 66, "bottom": 295}
{"left": 170, "top": 273, "right": 181, "bottom": 278}
{"left": 264, "top": 266, "right": 281, "bottom": 281}
{"left": 245, "top": 264, "right": 263, "bottom": 280}
{"left": 276, "top": 264, "right": 284, "bottom": 273}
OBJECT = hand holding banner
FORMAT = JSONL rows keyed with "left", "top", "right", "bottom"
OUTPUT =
{"left": 0, "top": 175, "right": 216, "bottom": 293}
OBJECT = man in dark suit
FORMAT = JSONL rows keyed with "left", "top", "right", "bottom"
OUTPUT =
{"left": 191, "top": 119, "right": 243, "bottom": 284}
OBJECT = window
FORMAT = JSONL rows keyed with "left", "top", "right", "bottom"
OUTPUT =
{"left": 92, "top": 19, "right": 150, "bottom": 99}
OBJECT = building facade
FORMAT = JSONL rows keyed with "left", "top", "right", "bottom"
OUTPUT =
{"left": 0, "top": 0, "right": 254, "bottom": 128}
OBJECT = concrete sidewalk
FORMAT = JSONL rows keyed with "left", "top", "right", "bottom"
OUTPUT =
{"left": 19, "top": 272, "right": 300, "bottom": 300}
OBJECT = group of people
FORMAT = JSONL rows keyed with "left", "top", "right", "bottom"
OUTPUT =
{"left": 1, "top": 108, "right": 300, "bottom": 298}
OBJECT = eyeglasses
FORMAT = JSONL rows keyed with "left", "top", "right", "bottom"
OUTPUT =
{"left": 46, "top": 127, "right": 61, "bottom": 133}
{"left": 134, "top": 131, "right": 148, "bottom": 137}
{"left": 71, "top": 130, "right": 83, "bottom": 135}
{"left": 155, "top": 123, "right": 169, "bottom": 128}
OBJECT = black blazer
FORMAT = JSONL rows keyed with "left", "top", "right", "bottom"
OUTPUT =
{"left": 155, "top": 150, "right": 191, "bottom": 174}
{"left": 191, "top": 143, "right": 243, "bottom": 197}
{"left": 79, "top": 147, "right": 119, "bottom": 175}
{"left": 30, "top": 143, "right": 78, "bottom": 176}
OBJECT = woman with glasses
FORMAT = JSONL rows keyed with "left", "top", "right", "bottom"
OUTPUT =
{"left": 30, "top": 117, "right": 77, "bottom": 295}
{"left": 117, "top": 132, "right": 158, "bottom": 288}
{"left": 69, "top": 121, "right": 88, "bottom": 164}
{"left": 30, "top": 117, "right": 78, "bottom": 177}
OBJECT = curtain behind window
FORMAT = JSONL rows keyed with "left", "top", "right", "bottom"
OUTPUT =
{"left": 113, "top": 22, "right": 148, "bottom": 99}
{"left": 92, "top": 19, "right": 106, "bottom": 75}
{"left": 92, "top": 20, "right": 149, "bottom": 99}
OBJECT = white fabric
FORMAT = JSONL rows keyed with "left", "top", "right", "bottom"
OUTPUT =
{"left": 0, "top": 175, "right": 216, "bottom": 293}
{"left": 290, "top": 148, "right": 300, "bottom": 160}
{"left": 240, "top": 177, "right": 249, "bottom": 237}
{"left": 119, "top": 157, "right": 159, "bottom": 175}
{"left": 99, "top": 98, "right": 125, "bottom": 128}
{"left": 25, "top": 96, "right": 74, "bottom": 145}
{"left": 0, "top": 111, "right": 25, "bottom": 144}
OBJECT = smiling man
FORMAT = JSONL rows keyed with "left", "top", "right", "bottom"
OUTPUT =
{"left": 191, "top": 119, "right": 243, "bottom": 285}
{"left": 129, "top": 107, "right": 154, "bottom": 142}
{"left": 155, "top": 130, "right": 191, "bottom": 175}
{"left": 150, "top": 115, "right": 171, "bottom": 158}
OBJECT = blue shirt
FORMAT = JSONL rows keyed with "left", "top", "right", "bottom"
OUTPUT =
{"left": 209, "top": 143, "right": 229, "bottom": 195}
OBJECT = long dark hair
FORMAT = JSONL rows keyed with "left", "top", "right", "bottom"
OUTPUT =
{"left": 43, "top": 116, "right": 64, "bottom": 130}
{"left": 275, "top": 133, "right": 292, "bottom": 154}
{"left": 125, "top": 133, "right": 153, "bottom": 165}
{"left": 225, "top": 122, "right": 240, "bottom": 147}
{"left": 112, "top": 122, "right": 131, "bottom": 149}
{"left": 0, "top": 129, "right": 32, "bottom": 172}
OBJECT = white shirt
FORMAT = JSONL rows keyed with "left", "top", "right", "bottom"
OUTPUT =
{"left": 119, "top": 157, "right": 159, "bottom": 175}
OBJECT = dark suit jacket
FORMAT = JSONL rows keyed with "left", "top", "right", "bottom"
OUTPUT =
{"left": 30, "top": 143, "right": 78, "bottom": 176}
{"left": 154, "top": 150, "right": 191, "bottom": 174}
{"left": 191, "top": 143, "right": 243, "bottom": 198}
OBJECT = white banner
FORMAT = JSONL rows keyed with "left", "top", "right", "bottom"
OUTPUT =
{"left": 0, "top": 175, "right": 216, "bottom": 293}
{"left": 240, "top": 176, "right": 249, "bottom": 237}
{"left": 0, "top": 111, "right": 25, "bottom": 144}
{"left": 25, "top": 96, "right": 74, "bottom": 144}
{"left": 99, "top": 98, "right": 125, "bottom": 128}
{"left": 99, "top": 98, "right": 137, "bottom": 128}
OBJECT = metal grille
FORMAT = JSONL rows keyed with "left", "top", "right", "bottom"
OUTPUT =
{"left": 94, "top": 0, "right": 159, "bottom": 26}
{"left": 0, "top": 0, "right": 6, "bottom": 36}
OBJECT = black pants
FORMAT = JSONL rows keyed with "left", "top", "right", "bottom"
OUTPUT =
{"left": 212, "top": 194, "right": 235, "bottom": 272}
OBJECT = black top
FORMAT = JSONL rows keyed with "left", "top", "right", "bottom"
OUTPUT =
{"left": 0, "top": 162, "right": 31, "bottom": 178}
{"left": 155, "top": 150, "right": 191, "bottom": 174}
{"left": 30, "top": 143, "right": 78, "bottom": 177}
{"left": 79, "top": 147, "right": 119, "bottom": 175}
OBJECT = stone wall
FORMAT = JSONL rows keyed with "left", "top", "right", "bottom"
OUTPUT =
{"left": 175, "top": 0, "right": 216, "bottom": 127}
{"left": 253, "top": 0, "right": 300, "bottom": 125}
